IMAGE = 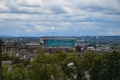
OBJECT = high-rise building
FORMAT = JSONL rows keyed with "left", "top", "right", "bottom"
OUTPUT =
{"left": 40, "top": 36, "right": 75, "bottom": 47}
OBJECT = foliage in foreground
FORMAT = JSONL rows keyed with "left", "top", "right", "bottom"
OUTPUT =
{"left": 2, "top": 48, "right": 120, "bottom": 80}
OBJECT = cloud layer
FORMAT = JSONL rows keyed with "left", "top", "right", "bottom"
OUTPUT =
{"left": 0, "top": 0, "right": 120, "bottom": 36}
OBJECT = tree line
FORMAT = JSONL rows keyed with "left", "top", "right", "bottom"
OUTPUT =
{"left": 2, "top": 48, "right": 120, "bottom": 80}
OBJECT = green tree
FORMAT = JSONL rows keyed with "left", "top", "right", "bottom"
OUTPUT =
{"left": 57, "top": 50, "right": 68, "bottom": 62}
{"left": 11, "top": 56, "right": 24, "bottom": 65}
{"left": 28, "top": 49, "right": 64, "bottom": 80}
{"left": 80, "top": 51, "right": 99, "bottom": 80}
{"left": 80, "top": 51, "right": 120, "bottom": 80}
{"left": 2, "top": 53, "right": 10, "bottom": 61}
{"left": 2, "top": 65, "right": 11, "bottom": 80}
{"left": 10, "top": 64, "right": 27, "bottom": 80}
{"left": 23, "top": 59, "right": 30, "bottom": 67}
{"left": 89, "top": 54, "right": 103, "bottom": 80}
{"left": 99, "top": 51, "right": 120, "bottom": 80}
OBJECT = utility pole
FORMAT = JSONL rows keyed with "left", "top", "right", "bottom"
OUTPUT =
{"left": 0, "top": 39, "right": 2, "bottom": 80}
{"left": 100, "top": 41, "right": 102, "bottom": 51}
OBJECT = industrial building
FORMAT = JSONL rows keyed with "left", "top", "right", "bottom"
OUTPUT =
{"left": 40, "top": 36, "right": 75, "bottom": 47}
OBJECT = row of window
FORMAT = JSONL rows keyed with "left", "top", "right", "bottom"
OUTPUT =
{"left": 46, "top": 40, "right": 75, "bottom": 43}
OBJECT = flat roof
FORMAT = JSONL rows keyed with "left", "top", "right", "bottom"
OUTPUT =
{"left": 42, "top": 36, "right": 75, "bottom": 40}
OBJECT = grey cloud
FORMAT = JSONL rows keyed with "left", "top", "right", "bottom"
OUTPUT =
{"left": 50, "top": 5, "right": 67, "bottom": 14}
{"left": 0, "top": 0, "right": 48, "bottom": 14}
{"left": 77, "top": 5, "right": 120, "bottom": 15}
{"left": 0, "top": 0, "right": 120, "bottom": 36}
{"left": 18, "top": 1, "right": 43, "bottom": 7}
{"left": 78, "top": 4, "right": 105, "bottom": 11}
{"left": 75, "top": 0, "right": 120, "bottom": 15}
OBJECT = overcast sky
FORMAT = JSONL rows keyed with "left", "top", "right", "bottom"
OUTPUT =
{"left": 0, "top": 0, "right": 120, "bottom": 37}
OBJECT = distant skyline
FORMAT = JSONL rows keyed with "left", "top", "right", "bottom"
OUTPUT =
{"left": 0, "top": 0, "right": 120, "bottom": 37}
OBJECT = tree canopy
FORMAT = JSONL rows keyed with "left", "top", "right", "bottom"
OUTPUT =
{"left": 2, "top": 48, "right": 120, "bottom": 80}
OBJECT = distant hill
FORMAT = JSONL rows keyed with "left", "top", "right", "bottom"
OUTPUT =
{"left": 0, "top": 36, "right": 120, "bottom": 43}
